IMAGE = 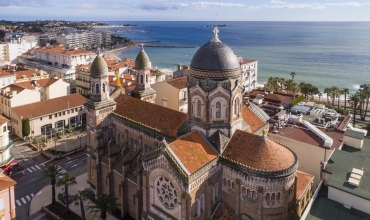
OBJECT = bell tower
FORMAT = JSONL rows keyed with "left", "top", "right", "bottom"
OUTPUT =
{"left": 132, "top": 44, "right": 157, "bottom": 103}
{"left": 85, "top": 53, "right": 116, "bottom": 194}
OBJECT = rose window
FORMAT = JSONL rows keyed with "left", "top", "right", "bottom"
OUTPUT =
{"left": 156, "top": 177, "right": 178, "bottom": 209}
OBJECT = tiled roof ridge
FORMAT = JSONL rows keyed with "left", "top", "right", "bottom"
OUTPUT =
{"left": 165, "top": 140, "right": 191, "bottom": 175}
{"left": 296, "top": 170, "right": 314, "bottom": 200}
{"left": 221, "top": 136, "right": 298, "bottom": 177}
{"left": 111, "top": 113, "right": 171, "bottom": 138}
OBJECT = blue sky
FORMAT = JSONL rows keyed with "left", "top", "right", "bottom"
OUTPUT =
{"left": 1, "top": 0, "right": 370, "bottom": 21}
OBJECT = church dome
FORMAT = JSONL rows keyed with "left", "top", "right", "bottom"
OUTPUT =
{"left": 222, "top": 130, "right": 297, "bottom": 174}
{"left": 90, "top": 54, "right": 108, "bottom": 77}
{"left": 135, "top": 45, "right": 151, "bottom": 69}
{"left": 190, "top": 27, "right": 241, "bottom": 79}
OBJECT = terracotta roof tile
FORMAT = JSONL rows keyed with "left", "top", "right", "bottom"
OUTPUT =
{"left": 0, "top": 115, "right": 9, "bottom": 125}
{"left": 166, "top": 76, "right": 187, "bottom": 89}
{"left": 241, "top": 59, "right": 257, "bottom": 64}
{"left": 34, "top": 45, "right": 94, "bottom": 55}
{"left": 12, "top": 78, "right": 59, "bottom": 89}
{"left": 114, "top": 95, "right": 187, "bottom": 137}
{"left": 168, "top": 131, "right": 218, "bottom": 174}
{"left": 0, "top": 175, "right": 16, "bottom": 191}
{"left": 242, "top": 106, "right": 265, "bottom": 133}
{"left": 12, "top": 93, "right": 86, "bottom": 119}
{"left": 296, "top": 170, "right": 314, "bottom": 200}
{"left": 1, "top": 84, "right": 26, "bottom": 97}
{"left": 222, "top": 130, "right": 296, "bottom": 171}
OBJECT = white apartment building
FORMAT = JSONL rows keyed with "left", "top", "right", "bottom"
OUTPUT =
{"left": 0, "top": 38, "right": 37, "bottom": 63}
{"left": 56, "top": 31, "right": 111, "bottom": 49}
{"left": 0, "top": 78, "right": 70, "bottom": 119}
{"left": 240, "top": 58, "right": 258, "bottom": 94}
{"left": 20, "top": 45, "right": 95, "bottom": 83}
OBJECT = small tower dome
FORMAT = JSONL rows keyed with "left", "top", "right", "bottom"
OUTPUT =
{"left": 90, "top": 54, "right": 108, "bottom": 77}
{"left": 135, "top": 44, "right": 151, "bottom": 70}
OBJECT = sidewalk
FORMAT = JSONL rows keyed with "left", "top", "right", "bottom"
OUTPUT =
{"left": 29, "top": 173, "right": 117, "bottom": 220}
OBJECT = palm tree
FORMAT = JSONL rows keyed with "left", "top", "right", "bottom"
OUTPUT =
{"left": 73, "top": 190, "right": 89, "bottom": 220}
{"left": 87, "top": 194, "right": 118, "bottom": 220}
{"left": 331, "top": 86, "right": 339, "bottom": 106}
{"left": 56, "top": 173, "right": 77, "bottom": 215}
{"left": 350, "top": 93, "right": 360, "bottom": 127}
{"left": 342, "top": 88, "right": 349, "bottom": 110}
{"left": 38, "top": 164, "right": 63, "bottom": 206}
{"left": 324, "top": 87, "right": 331, "bottom": 104}
{"left": 279, "top": 77, "right": 286, "bottom": 92}
{"left": 318, "top": 93, "right": 323, "bottom": 102}
{"left": 336, "top": 88, "right": 342, "bottom": 108}
{"left": 290, "top": 72, "right": 296, "bottom": 81}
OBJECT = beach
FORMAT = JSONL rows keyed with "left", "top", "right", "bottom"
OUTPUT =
{"left": 103, "top": 44, "right": 139, "bottom": 60}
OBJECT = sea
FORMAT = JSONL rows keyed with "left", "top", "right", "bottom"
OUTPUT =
{"left": 102, "top": 21, "right": 370, "bottom": 95}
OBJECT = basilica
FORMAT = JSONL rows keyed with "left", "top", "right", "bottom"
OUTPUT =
{"left": 85, "top": 28, "right": 300, "bottom": 220}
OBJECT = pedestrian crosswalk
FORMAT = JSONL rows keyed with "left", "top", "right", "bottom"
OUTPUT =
{"left": 57, "top": 166, "right": 67, "bottom": 177}
{"left": 26, "top": 165, "right": 41, "bottom": 173}
{"left": 16, "top": 193, "right": 34, "bottom": 207}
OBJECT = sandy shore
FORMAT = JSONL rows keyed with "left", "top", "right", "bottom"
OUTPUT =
{"left": 103, "top": 44, "right": 139, "bottom": 60}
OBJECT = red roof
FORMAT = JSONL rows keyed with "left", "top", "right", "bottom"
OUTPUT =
{"left": 270, "top": 124, "right": 344, "bottom": 149}
{"left": 34, "top": 45, "right": 94, "bottom": 55}
{"left": 114, "top": 95, "right": 187, "bottom": 137}
{"left": 12, "top": 93, "right": 87, "bottom": 119}
{"left": 0, "top": 175, "right": 16, "bottom": 191}
{"left": 242, "top": 106, "right": 265, "bottom": 133}
{"left": 222, "top": 130, "right": 296, "bottom": 171}
{"left": 166, "top": 76, "right": 187, "bottom": 89}
{"left": 296, "top": 170, "right": 314, "bottom": 200}
{"left": 168, "top": 131, "right": 218, "bottom": 174}
{"left": 0, "top": 115, "right": 9, "bottom": 125}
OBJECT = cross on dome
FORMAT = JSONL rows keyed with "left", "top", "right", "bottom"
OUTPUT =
{"left": 211, "top": 26, "right": 220, "bottom": 42}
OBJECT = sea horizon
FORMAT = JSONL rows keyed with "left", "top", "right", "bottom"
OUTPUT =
{"left": 100, "top": 21, "right": 370, "bottom": 97}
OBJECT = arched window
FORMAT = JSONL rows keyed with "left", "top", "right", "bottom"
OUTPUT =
{"left": 216, "top": 102, "right": 221, "bottom": 119}
{"left": 197, "top": 100, "right": 201, "bottom": 117}
{"left": 271, "top": 193, "right": 276, "bottom": 201}
{"left": 96, "top": 83, "right": 99, "bottom": 94}
{"left": 247, "top": 189, "right": 251, "bottom": 197}
{"left": 277, "top": 192, "right": 281, "bottom": 200}
{"left": 102, "top": 83, "right": 105, "bottom": 92}
{"left": 140, "top": 75, "right": 143, "bottom": 84}
{"left": 146, "top": 74, "right": 148, "bottom": 83}
{"left": 266, "top": 193, "right": 270, "bottom": 201}
{"left": 234, "top": 97, "right": 240, "bottom": 115}
{"left": 91, "top": 83, "right": 94, "bottom": 92}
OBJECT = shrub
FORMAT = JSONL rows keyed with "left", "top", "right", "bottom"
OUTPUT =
{"left": 289, "top": 95, "right": 305, "bottom": 108}
{"left": 22, "top": 118, "right": 30, "bottom": 138}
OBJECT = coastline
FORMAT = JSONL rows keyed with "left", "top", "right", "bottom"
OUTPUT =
{"left": 103, "top": 44, "right": 139, "bottom": 60}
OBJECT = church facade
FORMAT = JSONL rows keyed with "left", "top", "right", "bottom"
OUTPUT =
{"left": 85, "top": 28, "right": 299, "bottom": 220}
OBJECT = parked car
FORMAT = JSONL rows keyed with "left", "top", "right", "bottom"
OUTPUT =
{"left": 58, "top": 190, "right": 72, "bottom": 204}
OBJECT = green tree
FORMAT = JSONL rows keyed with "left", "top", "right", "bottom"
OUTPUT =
{"left": 330, "top": 86, "right": 339, "bottom": 106}
{"left": 350, "top": 92, "right": 360, "bottom": 127}
{"left": 73, "top": 190, "right": 89, "bottom": 220}
{"left": 324, "top": 87, "right": 331, "bottom": 104}
{"left": 342, "top": 88, "right": 349, "bottom": 110}
{"left": 38, "top": 164, "right": 63, "bottom": 206}
{"left": 87, "top": 194, "right": 117, "bottom": 220}
{"left": 56, "top": 173, "right": 77, "bottom": 215}
{"left": 22, "top": 118, "right": 30, "bottom": 138}
{"left": 290, "top": 71, "right": 296, "bottom": 81}
{"left": 336, "top": 88, "right": 342, "bottom": 108}
{"left": 318, "top": 93, "right": 323, "bottom": 102}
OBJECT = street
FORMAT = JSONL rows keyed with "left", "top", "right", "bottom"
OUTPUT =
{"left": 9, "top": 134, "right": 88, "bottom": 220}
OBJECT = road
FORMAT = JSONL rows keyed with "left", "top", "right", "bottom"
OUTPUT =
{"left": 9, "top": 135, "right": 87, "bottom": 220}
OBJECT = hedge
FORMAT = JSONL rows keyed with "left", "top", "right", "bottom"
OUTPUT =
{"left": 289, "top": 95, "right": 305, "bottom": 108}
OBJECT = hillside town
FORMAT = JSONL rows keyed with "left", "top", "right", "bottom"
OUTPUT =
{"left": 0, "top": 20, "right": 369, "bottom": 220}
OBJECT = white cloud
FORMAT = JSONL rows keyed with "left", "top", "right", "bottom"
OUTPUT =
{"left": 264, "top": 1, "right": 370, "bottom": 10}
{"left": 247, "top": 6, "right": 261, "bottom": 10}
{"left": 138, "top": 1, "right": 244, "bottom": 11}
{"left": 0, "top": 0, "right": 48, "bottom": 7}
